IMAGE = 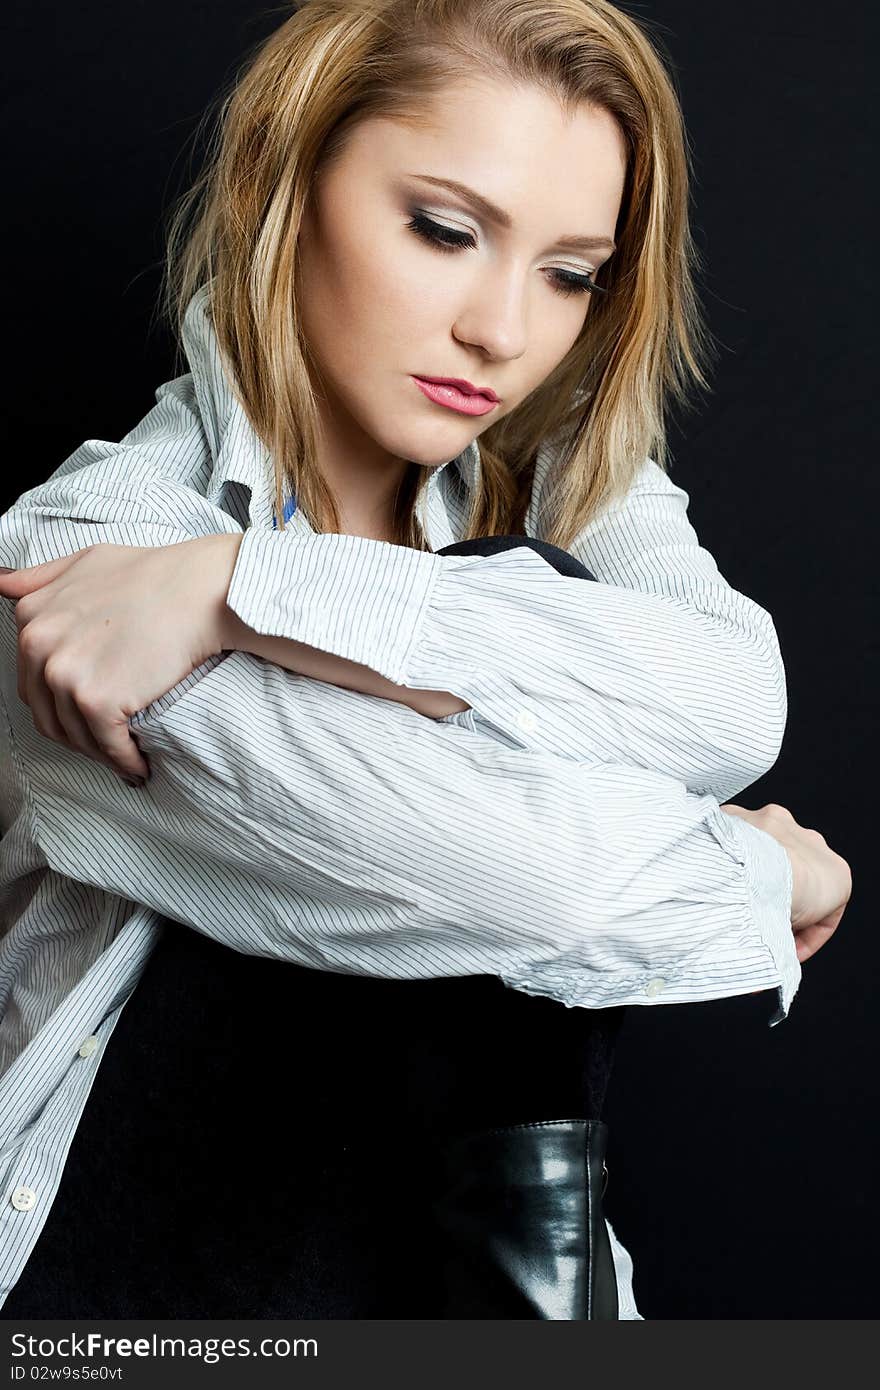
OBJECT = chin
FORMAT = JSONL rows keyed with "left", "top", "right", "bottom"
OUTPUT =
{"left": 375, "top": 423, "right": 474, "bottom": 472}
{"left": 411, "top": 418, "right": 482, "bottom": 463}
{"left": 408, "top": 446, "right": 467, "bottom": 470}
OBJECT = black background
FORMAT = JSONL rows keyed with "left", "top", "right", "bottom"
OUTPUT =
{"left": 3, "top": 2, "right": 877, "bottom": 1317}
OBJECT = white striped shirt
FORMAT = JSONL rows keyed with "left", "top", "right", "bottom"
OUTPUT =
{"left": 0, "top": 286, "right": 799, "bottom": 1317}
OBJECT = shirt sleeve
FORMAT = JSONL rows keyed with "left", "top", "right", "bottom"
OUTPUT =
{"left": 0, "top": 371, "right": 250, "bottom": 561}
{"left": 0, "top": 606, "right": 799, "bottom": 1027}
{"left": 224, "top": 458, "right": 787, "bottom": 804}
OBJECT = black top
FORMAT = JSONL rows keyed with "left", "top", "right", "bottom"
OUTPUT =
{"left": 132, "top": 917, "right": 625, "bottom": 1134}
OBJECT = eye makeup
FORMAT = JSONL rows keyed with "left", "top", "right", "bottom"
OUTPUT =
{"left": 404, "top": 208, "right": 608, "bottom": 298}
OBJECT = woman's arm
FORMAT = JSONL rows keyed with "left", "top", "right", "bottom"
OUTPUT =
{"left": 0, "top": 592, "right": 799, "bottom": 1028}
{"left": 224, "top": 621, "right": 469, "bottom": 718}
{"left": 0, "top": 470, "right": 801, "bottom": 1026}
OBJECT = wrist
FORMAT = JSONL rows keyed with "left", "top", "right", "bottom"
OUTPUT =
{"left": 784, "top": 842, "right": 808, "bottom": 928}
{"left": 200, "top": 532, "right": 246, "bottom": 652}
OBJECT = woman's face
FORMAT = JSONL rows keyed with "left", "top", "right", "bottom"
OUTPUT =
{"left": 297, "top": 75, "right": 627, "bottom": 482}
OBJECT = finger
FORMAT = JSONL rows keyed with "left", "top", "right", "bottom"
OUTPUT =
{"left": 75, "top": 700, "right": 150, "bottom": 780}
{"left": 793, "top": 920, "right": 840, "bottom": 963}
{"left": 22, "top": 651, "right": 73, "bottom": 749}
{"left": 52, "top": 685, "right": 123, "bottom": 773}
{"left": 16, "top": 639, "right": 27, "bottom": 709}
{"left": 43, "top": 685, "right": 149, "bottom": 784}
{"left": 93, "top": 721, "right": 150, "bottom": 781}
{"left": 0, "top": 550, "right": 92, "bottom": 596}
{"left": 795, "top": 936, "right": 823, "bottom": 964}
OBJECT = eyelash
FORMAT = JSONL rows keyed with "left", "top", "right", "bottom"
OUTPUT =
{"left": 405, "top": 210, "right": 607, "bottom": 298}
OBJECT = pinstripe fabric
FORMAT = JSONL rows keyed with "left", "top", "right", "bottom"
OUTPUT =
{"left": 0, "top": 286, "right": 799, "bottom": 1316}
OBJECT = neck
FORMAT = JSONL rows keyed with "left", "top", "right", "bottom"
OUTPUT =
{"left": 312, "top": 404, "right": 411, "bottom": 543}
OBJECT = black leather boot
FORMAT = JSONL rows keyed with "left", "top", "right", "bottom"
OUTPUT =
{"left": 431, "top": 1118, "right": 618, "bottom": 1319}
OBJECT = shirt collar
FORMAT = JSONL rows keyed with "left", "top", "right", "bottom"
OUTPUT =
{"left": 232, "top": 436, "right": 484, "bottom": 535}
{"left": 449, "top": 437, "right": 482, "bottom": 494}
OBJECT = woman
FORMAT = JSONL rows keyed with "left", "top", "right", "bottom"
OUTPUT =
{"left": 0, "top": 0, "right": 850, "bottom": 1319}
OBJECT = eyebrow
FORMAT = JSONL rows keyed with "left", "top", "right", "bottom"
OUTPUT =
{"left": 405, "top": 173, "right": 616, "bottom": 255}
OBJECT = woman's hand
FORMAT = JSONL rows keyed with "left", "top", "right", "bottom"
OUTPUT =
{"left": 0, "top": 533, "right": 468, "bottom": 783}
{"left": 721, "top": 802, "right": 852, "bottom": 964}
{"left": 0, "top": 536, "right": 242, "bottom": 782}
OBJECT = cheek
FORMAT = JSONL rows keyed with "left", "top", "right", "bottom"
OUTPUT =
{"left": 527, "top": 307, "right": 589, "bottom": 385}
{"left": 299, "top": 239, "right": 379, "bottom": 375}
{"left": 338, "top": 239, "right": 449, "bottom": 360}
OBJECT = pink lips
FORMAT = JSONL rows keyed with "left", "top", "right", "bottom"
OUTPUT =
{"left": 412, "top": 376, "right": 500, "bottom": 417}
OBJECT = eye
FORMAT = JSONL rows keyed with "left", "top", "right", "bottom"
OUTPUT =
{"left": 405, "top": 211, "right": 607, "bottom": 298}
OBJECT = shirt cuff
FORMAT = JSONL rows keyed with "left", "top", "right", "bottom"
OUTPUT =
{"left": 709, "top": 809, "right": 800, "bottom": 1027}
{"left": 224, "top": 529, "right": 442, "bottom": 683}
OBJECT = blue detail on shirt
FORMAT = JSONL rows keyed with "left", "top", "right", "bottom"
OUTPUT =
{"left": 272, "top": 494, "right": 297, "bottom": 529}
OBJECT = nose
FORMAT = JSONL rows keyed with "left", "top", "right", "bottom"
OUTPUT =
{"left": 451, "top": 262, "right": 529, "bottom": 364}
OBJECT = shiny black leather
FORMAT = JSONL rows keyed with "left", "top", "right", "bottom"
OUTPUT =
{"left": 432, "top": 1118, "right": 619, "bottom": 1320}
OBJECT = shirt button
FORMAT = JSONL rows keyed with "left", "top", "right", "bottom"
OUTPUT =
{"left": 78, "top": 1035, "right": 99, "bottom": 1058}
{"left": 645, "top": 978, "right": 667, "bottom": 997}
{"left": 516, "top": 709, "right": 537, "bottom": 733}
{"left": 11, "top": 1186, "right": 37, "bottom": 1212}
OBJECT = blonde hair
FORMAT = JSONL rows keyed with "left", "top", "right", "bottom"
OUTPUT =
{"left": 161, "top": 0, "right": 717, "bottom": 550}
